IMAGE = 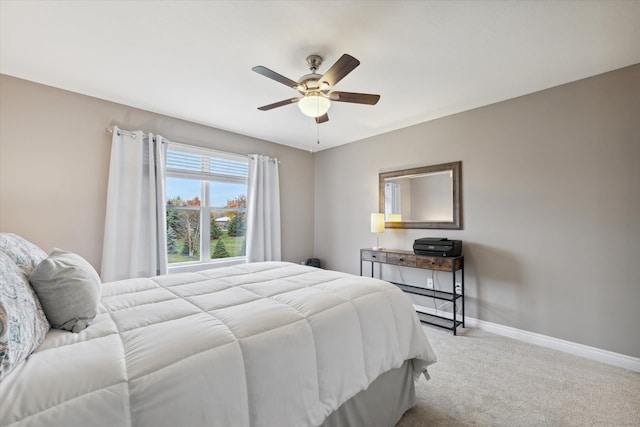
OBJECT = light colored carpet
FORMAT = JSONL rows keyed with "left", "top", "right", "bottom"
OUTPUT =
{"left": 396, "top": 326, "right": 640, "bottom": 427}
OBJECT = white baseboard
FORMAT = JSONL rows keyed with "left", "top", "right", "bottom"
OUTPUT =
{"left": 414, "top": 304, "right": 640, "bottom": 373}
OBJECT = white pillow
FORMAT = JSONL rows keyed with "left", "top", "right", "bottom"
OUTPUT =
{"left": 29, "top": 249, "right": 101, "bottom": 333}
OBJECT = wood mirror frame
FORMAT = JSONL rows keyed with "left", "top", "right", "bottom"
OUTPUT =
{"left": 379, "top": 161, "right": 462, "bottom": 229}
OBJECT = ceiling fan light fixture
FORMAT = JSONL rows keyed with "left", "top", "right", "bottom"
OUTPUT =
{"left": 298, "top": 94, "right": 331, "bottom": 118}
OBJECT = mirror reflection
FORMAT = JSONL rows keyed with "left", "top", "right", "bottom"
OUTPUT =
{"left": 384, "top": 170, "right": 453, "bottom": 222}
{"left": 379, "top": 161, "right": 461, "bottom": 229}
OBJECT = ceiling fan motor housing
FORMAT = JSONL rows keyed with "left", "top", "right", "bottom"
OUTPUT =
{"left": 297, "top": 73, "right": 328, "bottom": 95}
{"left": 298, "top": 55, "right": 330, "bottom": 95}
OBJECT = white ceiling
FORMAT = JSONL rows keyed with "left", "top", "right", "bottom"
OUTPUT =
{"left": 1, "top": 1, "right": 639, "bottom": 151}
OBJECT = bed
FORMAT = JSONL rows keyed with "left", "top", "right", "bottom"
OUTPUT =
{"left": 0, "top": 233, "right": 436, "bottom": 427}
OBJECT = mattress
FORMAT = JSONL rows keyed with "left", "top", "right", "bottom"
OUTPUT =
{"left": 0, "top": 261, "right": 436, "bottom": 427}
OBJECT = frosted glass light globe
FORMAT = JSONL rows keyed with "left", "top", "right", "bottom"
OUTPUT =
{"left": 298, "top": 95, "right": 331, "bottom": 117}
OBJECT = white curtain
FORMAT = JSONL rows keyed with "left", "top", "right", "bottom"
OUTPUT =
{"left": 246, "top": 154, "right": 281, "bottom": 262}
{"left": 101, "top": 126, "right": 168, "bottom": 281}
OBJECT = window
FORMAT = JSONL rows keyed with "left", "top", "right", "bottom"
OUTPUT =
{"left": 165, "top": 143, "right": 248, "bottom": 265}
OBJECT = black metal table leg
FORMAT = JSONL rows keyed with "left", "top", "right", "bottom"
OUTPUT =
{"left": 461, "top": 259, "right": 465, "bottom": 328}
{"left": 452, "top": 268, "right": 457, "bottom": 335}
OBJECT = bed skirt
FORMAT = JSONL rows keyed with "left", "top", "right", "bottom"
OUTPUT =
{"left": 321, "top": 359, "right": 416, "bottom": 427}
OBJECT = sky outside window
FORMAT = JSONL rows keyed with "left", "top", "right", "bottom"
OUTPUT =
{"left": 166, "top": 177, "right": 200, "bottom": 202}
{"left": 209, "top": 181, "right": 246, "bottom": 207}
{"left": 166, "top": 178, "right": 246, "bottom": 206}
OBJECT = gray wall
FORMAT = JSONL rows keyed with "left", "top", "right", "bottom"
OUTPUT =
{"left": 314, "top": 64, "right": 640, "bottom": 358}
{"left": 0, "top": 74, "right": 315, "bottom": 270}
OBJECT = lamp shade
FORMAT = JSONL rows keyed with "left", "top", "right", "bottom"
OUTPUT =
{"left": 298, "top": 94, "right": 331, "bottom": 117}
{"left": 370, "top": 213, "right": 385, "bottom": 233}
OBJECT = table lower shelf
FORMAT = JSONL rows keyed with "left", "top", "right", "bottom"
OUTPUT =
{"left": 415, "top": 310, "right": 463, "bottom": 335}
{"left": 393, "top": 282, "right": 462, "bottom": 301}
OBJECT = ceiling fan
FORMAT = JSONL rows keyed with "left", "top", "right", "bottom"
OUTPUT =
{"left": 252, "top": 54, "right": 380, "bottom": 124}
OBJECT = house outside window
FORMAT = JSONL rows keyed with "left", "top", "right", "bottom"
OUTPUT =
{"left": 165, "top": 143, "right": 248, "bottom": 266}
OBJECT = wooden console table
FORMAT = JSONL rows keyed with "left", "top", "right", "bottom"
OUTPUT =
{"left": 360, "top": 248, "right": 465, "bottom": 335}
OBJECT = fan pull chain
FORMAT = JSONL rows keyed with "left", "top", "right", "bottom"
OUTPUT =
{"left": 310, "top": 119, "right": 320, "bottom": 153}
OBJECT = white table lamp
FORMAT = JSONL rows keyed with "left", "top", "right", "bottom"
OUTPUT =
{"left": 370, "top": 213, "right": 385, "bottom": 250}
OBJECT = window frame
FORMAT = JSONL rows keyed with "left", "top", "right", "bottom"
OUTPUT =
{"left": 165, "top": 142, "right": 248, "bottom": 272}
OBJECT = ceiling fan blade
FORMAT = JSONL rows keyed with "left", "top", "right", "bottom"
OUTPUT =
{"left": 315, "top": 113, "right": 329, "bottom": 124}
{"left": 319, "top": 54, "right": 360, "bottom": 88}
{"left": 330, "top": 91, "right": 380, "bottom": 105}
{"left": 257, "top": 97, "right": 300, "bottom": 111}
{"left": 252, "top": 66, "right": 299, "bottom": 89}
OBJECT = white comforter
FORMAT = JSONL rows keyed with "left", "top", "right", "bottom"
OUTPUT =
{"left": 0, "top": 262, "right": 436, "bottom": 427}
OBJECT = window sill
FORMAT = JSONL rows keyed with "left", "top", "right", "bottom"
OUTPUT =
{"left": 168, "top": 257, "right": 246, "bottom": 274}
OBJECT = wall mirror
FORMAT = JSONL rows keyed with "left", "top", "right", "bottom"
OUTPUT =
{"left": 379, "top": 161, "right": 461, "bottom": 229}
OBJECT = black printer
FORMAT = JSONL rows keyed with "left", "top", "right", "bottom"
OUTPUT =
{"left": 413, "top": 238, "right": 462, "bottom": 257}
